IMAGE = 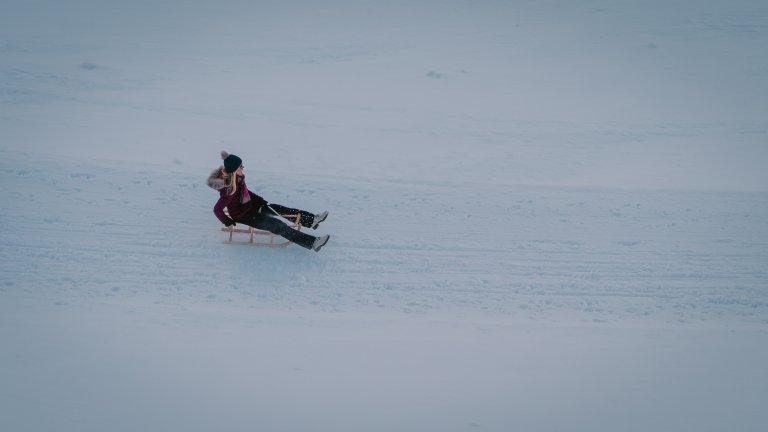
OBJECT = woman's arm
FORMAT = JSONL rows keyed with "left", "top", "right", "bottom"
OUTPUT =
{"left": 213, "top": 193, "right": 236, "bottom": 226}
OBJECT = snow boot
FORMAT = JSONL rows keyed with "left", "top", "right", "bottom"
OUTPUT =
{"left": 313, "top": 234, "right": 330, "bottom": 252}
{"left": 312, "top": 211, "right": 329, "bottom": 230}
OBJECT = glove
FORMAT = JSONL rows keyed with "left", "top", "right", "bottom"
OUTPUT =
{"left": 224, "top": 219, "right": 236, "bottom": 227}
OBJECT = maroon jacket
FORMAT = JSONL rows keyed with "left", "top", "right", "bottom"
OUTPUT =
{"left": 208, "top": 168, "right": 267, "bottom": 225}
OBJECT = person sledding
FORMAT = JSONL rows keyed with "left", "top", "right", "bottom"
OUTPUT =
{"left": 208, "top": 151, "right": 330, "bottom": 252}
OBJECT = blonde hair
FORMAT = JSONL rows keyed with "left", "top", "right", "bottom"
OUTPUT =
{"left": 221, "top": 167, "right": 237, "bottom": 195}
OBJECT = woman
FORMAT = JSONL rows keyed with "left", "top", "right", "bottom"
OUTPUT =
{"left": 208, "top": 151, "right": 330, "bottom": 252}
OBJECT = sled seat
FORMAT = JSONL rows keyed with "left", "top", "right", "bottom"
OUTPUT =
{"left": 220, "top": 212, "right": 301, "bottom": 247}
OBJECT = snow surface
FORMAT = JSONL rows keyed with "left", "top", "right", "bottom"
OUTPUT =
{"left": 1, "top": 1, "right": 768, "bottom": 431}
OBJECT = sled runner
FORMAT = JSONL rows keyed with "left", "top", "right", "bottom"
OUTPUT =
{"left": 221, "top": 213, "right": 302, "bottom": 247}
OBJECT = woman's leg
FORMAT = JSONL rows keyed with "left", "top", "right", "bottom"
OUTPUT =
{"left": 240, "top": 210, "right": 317, "bottom": 249}
{"left": 267, "top": 203, "right": 316, "bottom": 228}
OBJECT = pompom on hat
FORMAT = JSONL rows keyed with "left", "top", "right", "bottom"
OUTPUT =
{"left": 221, "top": 150, "right": 242, "bottom": 173}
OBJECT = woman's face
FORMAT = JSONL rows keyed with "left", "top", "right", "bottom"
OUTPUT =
{"left": 236, "top": 165, "right": 244, "bottom": 175}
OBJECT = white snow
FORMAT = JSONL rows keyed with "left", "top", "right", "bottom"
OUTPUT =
{"left": 1, "top": 1, "right": 767, "bottom": 431}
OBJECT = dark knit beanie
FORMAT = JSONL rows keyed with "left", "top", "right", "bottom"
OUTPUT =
{"left": 221, "top": 151, "right": 242, "bottom": 173}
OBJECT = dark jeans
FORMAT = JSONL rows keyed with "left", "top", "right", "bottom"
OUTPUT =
{"left": 237, "top": 204, "right": 317, "bottom": 249}
{"left": 267, "top": 204, "right": 317, "bottom": 228}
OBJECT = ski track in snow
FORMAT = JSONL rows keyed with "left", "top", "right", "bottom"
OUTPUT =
{"left": 2, "top": 152, "right": 766, "bottom": 328}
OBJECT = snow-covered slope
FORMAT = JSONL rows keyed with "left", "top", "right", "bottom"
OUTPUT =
{"left": 1, "top": 1, "right": 767, "bottom": 431}
{"left": 3, "top": 0, "right": 768, "bottom": 189}
{"left": 1, "top": 150, "right": 767, "bottom": 432}
{"left": 1, "top": 151, "right": 766, "bottom": 325}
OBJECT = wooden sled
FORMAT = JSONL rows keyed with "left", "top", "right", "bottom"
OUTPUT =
{"left": 221, "top": 213, "right": 301, "bottom": 247}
